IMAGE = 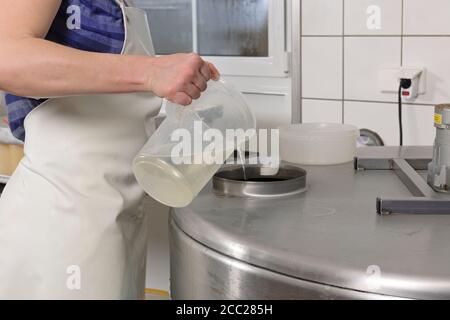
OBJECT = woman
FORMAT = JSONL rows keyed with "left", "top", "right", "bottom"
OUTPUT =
{"left": 0, "top": 0, "right": 219, "bottom": 299}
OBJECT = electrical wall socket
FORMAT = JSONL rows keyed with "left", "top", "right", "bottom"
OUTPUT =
{"left": 378, "top": 67, "right": 427, "bottom": 97}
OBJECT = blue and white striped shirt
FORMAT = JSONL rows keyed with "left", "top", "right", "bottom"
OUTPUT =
{"left": 4, "top": 0, "right": 126, "bottom": 141}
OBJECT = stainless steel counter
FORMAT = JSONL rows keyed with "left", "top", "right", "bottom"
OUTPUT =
{"left": 170, "top": 147, "right": 450, "bottom": 299}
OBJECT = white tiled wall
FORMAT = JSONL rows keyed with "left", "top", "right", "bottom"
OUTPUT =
{"left": 344, "top": 0, "right": 402, "bottom": 35}
{"left": 344, "top": 37, "right": 401, "bottom": 102}
{"left": 301, "top": 0, "right": 447, "bottom": 146}
{"left": 302, "top": 0, "right": 343, "bottom": 35}
{"left": 403, "top": 0, "right": 450, "bottom": 35}
{"left": 302, "top": 37, "right": 342, "bottom": 99}
{"left": 302, "top": 99, "right": 342, "bottom": 123}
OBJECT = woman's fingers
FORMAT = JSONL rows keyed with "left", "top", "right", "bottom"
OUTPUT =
{"left": 170, "top": 92, "right": 192, "bottom": 106}
{"left": 208, "top": 62, "right": 220, "bottom": 80}
{"left": 168, "top": 81, "right": 202, "bottom": 106}
{"left": 199, "top": 62, "right": 212, "bottom": 82}
{"left": 185, "top": 63, "right": 218, "bottom": 103}
{"left": 199, "top": 60, "right": 220, "bottom": 82}
{"left": 186, "top": 83, "right": 201, "bottom": 100}
{"left": 193, "top": 73, "right": 207, "bottom": 92}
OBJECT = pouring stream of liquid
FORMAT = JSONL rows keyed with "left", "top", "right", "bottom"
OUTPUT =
{"left": 237, "top": 147, "right": 247, "bottom": 181}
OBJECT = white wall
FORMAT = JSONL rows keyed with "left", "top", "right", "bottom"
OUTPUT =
{"left": 301, "top": 0, "right": 450, "bottom": 146}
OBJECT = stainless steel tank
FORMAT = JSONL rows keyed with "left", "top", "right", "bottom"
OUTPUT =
{"left": 170, "top": 154, "right": 450, "bottom": 300}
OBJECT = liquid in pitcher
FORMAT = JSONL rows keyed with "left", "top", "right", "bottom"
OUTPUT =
{"left": 133, "top": 144, "right": 235, "bottom": 208}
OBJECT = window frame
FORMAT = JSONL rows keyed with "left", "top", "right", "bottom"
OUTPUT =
{"left": 137, "top": 0, "right": 289, "bottom": 78}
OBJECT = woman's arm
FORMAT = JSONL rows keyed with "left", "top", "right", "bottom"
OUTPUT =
{"left": 0, "top": 0, "right": 219, "bottom": 105}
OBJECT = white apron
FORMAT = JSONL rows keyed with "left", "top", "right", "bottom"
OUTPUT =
{"left": 0, "top": 1, "right": 162, "bottom": 299}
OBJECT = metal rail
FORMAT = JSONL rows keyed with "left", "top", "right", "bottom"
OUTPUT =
{"left": 391, "top": 159, "right": 434, "bottom": 198}
{"left": 377, "top": 198, "right": 450, "bottom": 215}
{"left": 355, "top": 147, "right": 450, "bottom": 215}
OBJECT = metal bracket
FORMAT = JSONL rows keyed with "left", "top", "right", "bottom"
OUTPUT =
{"left": 391, "top": 159, "right": 434, "bottom": 198}
{"left": 377, "top": 198, "right": 450, "bottom": 215}
{"left": 355, "top": 147, "right": 450, "bottom": 215}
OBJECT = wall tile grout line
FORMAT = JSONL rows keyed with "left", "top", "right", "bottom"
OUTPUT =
{"left": 302, "top": 34, "right": 450, "bottom": 38}
{"left": 302, "top": 97, "right": 435, "bottom": 107}
{"left": 400, "top": 0, "right": 404, "bottom": 66}
{"left": 303, "top": 34, "right": 400, "bottom": 37}
{"left": 402, "top": 34, "right": 450, "bottom": 37}
{"left": 341, "top": 0, "right": 345, "bottom": 124}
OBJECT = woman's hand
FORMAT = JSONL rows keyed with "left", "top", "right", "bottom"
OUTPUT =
{"left": 147, "top": 53, "right": 220, "bottom": 106}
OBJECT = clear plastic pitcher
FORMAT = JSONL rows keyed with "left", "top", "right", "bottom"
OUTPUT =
{"left": 133, "top": 79, "right": 256, "bottom": 207}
